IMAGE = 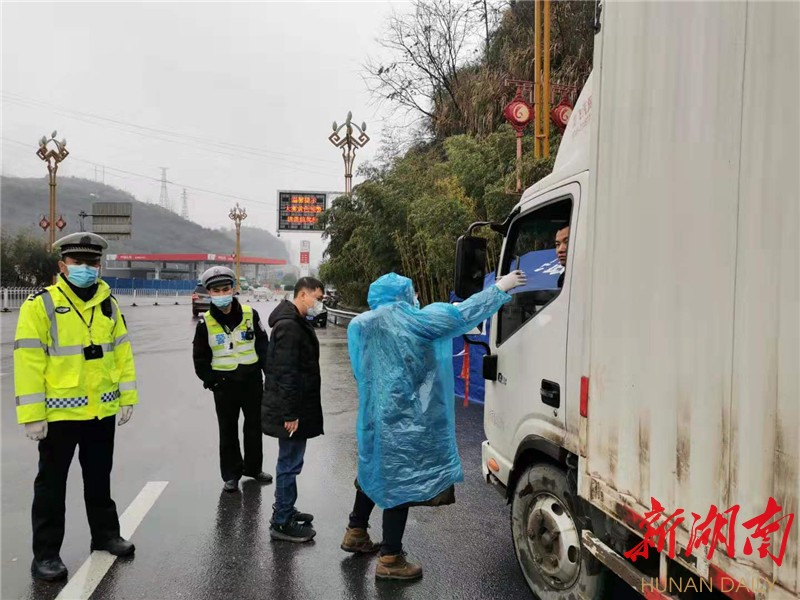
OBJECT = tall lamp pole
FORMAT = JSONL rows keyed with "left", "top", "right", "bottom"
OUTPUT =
{"left": 228, "top": 203, "right": 247, "bottom": 291}
{"left": 329, "top": 112, "right": 369, "bottom": 195}
{"left": 532, "top": 0, "right": 552, "bottom": 158}
{"left": 36, "top": 131, "right": 69, "bottom": 247}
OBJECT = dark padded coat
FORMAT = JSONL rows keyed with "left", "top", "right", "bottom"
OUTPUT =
{"left": 261, "top": 300, "right": 323, "bottom": 440}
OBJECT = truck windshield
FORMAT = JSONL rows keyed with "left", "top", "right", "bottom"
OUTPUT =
{"left": 496, "top": 198, "right": 571, "bottom": 344}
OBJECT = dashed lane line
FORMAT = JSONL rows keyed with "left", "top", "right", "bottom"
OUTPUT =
{"left": 55, "top": 481, "right": 169, "bottom": 600}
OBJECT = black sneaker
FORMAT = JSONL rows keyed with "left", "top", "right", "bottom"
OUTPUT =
{"left": 270, "top": 520, "right": 316, "bottom": 543}
{"left": 291, "top": 508, "right": 314, "bottom": 524}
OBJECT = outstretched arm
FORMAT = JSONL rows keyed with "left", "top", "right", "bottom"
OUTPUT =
{"left": 414, "top": 272, "right": 526, "bottom": 341}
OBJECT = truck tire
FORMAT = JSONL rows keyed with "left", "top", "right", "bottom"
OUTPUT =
{"left": 511, "top": 463, "right": 607, "bottom": 600}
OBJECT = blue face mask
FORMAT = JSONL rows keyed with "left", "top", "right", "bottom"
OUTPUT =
{"left": 211, "top": 294, "right": 233, "bottom": 308}
{"left": 66, "top": 264, "right": 99, "bottom": 288}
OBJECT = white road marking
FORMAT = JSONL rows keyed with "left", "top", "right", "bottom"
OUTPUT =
{"left": 55, "top": 481, "right": 169, "bottom": 600}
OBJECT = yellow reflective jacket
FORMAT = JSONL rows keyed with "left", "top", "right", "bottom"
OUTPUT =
{"left": 204, "top": 304, "right": 258, "bottom": 371}
{"left": 14, "top": 277, "right": 138, "bottom": 424}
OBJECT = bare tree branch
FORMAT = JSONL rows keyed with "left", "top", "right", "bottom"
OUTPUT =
{"left": 363, "top": 0, "right": 483, "bottom": 137}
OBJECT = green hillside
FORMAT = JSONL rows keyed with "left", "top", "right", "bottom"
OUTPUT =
{"left": 0, "top": 176, "right": 289, "bottom": 260}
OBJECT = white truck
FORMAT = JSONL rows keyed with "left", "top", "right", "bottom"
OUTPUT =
{"left": 454, "top": 2, "right": 798, "bottom": 599}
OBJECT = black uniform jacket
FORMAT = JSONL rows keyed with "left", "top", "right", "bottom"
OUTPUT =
{"left": 192, "top": 298, "right": 269, "bottom": 388}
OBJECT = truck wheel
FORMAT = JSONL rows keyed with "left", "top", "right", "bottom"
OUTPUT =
{"left": 511, "top": 463, "right": 606, "bottom": 600}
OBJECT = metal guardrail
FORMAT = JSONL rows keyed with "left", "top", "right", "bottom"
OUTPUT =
{"left": 117, "top": 288, "right": 192, "bottom": 307}
{"left": 326, "top": 307, "right": 361, "bottom": 326}
{"left": 0, "top": 286, "right": 193, "bottom": 312}
{"left": 0, "top": 288, "right": 38, "bottom": 311}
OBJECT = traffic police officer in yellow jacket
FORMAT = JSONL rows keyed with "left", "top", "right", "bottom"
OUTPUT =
{"left": 14, "top": 232, "right": 138, "bottom": 582}
{"left": 192, "top": 266, "right": 272, "bottom": 492}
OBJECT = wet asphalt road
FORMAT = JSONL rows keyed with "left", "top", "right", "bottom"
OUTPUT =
{"left": 1, "top": 300, "right": 534, "bottom": 600}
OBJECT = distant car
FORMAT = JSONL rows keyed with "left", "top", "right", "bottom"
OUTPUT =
{"left": 323, "top": 290, "right": 340, "bottom": 310}
{"left": 307, "top": 308, "right": 327, "bottom": 329}
{"left": 252, "top": 287, "right": 272, "bottom": 301}
{"left": 192, "top": 283, "right": 210, "bottom": 317}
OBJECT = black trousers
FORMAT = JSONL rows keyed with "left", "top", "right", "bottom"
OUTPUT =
{"left": 213, "top": 375, "right": 263, "bottom": 481}
{"left": 349, "top": 490, "right": 409, "bottom": 556}
{"left": 32, "top": 416, "right": 120, "bottom": 561}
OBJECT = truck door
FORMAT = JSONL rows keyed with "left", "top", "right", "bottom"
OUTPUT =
{"left": 485, "top": 186, "right": 578, "bottom": 458}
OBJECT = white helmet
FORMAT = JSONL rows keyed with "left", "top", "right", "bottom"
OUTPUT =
{"left": 201, "top": 266, "right": 235, "bottom": 289}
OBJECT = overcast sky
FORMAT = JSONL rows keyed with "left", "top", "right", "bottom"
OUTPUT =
{"left": 1, "top": 1, "right": 410, "bottom": 265}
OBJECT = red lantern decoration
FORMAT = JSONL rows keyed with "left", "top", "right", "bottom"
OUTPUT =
{"left": 503, "top": 89, "right": 534, "bottom": 133}
{"left": 550, "top": 95, "right": 573, "bottom": 133}
{"left": 39, "top": 216, "right": 50, "bottom": 231}
{"left": 56, "top": 215, "right": 67, "bottom": 230}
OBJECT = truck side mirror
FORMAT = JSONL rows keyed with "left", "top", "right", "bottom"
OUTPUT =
{"left": 455, "top": 235, "right": 488, "bottom": 299}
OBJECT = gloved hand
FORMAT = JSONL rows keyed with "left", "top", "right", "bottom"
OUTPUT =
{"left": 496, "top": 270, "right": 528, "bottom": 292}
{"left": 24, "top": 420, "right": 48, "bottom": 441}
{"left": 118, "top": 406, "right": 134, "bottom": 426}
{"left": 203, "top": 374, "right": 226, "bottom": 391}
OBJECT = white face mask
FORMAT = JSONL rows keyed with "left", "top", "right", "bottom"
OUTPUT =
{"left": 307, "top": 300, "right": 325, "bottom": 317}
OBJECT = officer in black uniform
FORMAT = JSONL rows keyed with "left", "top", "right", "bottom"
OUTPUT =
{"left": 192, "top": 266, "right": 272, "bottom": 492}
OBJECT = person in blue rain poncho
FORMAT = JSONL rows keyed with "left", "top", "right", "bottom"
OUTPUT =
{"left": 339, "top": 270, "right": 527, "bottom": 581}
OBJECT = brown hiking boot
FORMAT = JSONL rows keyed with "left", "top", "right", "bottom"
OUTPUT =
{"left": 375, "top": 552, "right": 423, "bottom": 580}
{"left": 340, "top": 527, "right": 381, "bottom": 553}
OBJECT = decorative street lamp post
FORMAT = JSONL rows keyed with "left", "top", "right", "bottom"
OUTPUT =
{"left": 36, "top": 131, "right": 69, "bottom": 248}
{"left": 328, "top": 112, "right": 369, "bottom": 195}
{"left": 228, "top": 203, "right": 247, "bottom": 291}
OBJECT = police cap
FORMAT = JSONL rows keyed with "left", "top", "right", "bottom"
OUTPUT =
{"left": 201, "top": 266, "right": 235, "bottom": 290}
{"left": 53, "top": 232, "right": 109, "bottom": 259}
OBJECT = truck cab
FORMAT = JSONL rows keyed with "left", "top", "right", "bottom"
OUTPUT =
{"left": 455, "top": 74, "right": 601, "bottom": 599}
{"left": 453, "top": 3, "right": 798, "bottom": 598}
{"left": 481, "top": 73, "right": 593, "bottom": 487}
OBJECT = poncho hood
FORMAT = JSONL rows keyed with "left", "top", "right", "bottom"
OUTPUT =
{"left": 367, "top": 273, "right": 415, "bottom": 309}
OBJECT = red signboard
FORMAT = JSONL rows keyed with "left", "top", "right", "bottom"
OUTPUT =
{"left": 503, "top": 89, "right": 533, "bottom": 133}
{"left": 550, "top": 95, "right": 574, "bottom": 133}
{"left": 300, "top": 251, "right": 310, "bottom": 264}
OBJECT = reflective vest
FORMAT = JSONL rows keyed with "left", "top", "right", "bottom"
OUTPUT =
{"left": 13, "top": 278, "right": 138, "bottom": 424}
{"left": 204, "top": 304, "right": 258, "bottom": 371}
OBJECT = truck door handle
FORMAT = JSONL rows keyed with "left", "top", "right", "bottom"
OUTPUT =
{"left": 540, "top": 380, "right": 560, "bottom": 408}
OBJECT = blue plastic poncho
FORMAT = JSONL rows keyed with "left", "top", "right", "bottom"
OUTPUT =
{"left": 348, "top": 272, "right": 512, "bottom": 509}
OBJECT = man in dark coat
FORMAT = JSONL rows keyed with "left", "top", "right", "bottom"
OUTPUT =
{"left": 262, "top": 277, "right": 325, "bottom": 543}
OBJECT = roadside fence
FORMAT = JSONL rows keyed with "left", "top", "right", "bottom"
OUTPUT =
{"left": 1, "top": 287, "right": 193, "bottom": 312}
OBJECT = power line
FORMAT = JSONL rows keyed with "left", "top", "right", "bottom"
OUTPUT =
{"left": 1, "top": 137, "right": 279, "bottom": 208}
{"left": 1, "top": 92, "right": 340, "bottom": 174}
{"left": 1, "top": 91, "right": 338, "bottom": 165}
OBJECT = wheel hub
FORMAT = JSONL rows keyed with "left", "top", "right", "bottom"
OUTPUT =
{"left": 524, "top": 493, "right": 581, "bottom": 588}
